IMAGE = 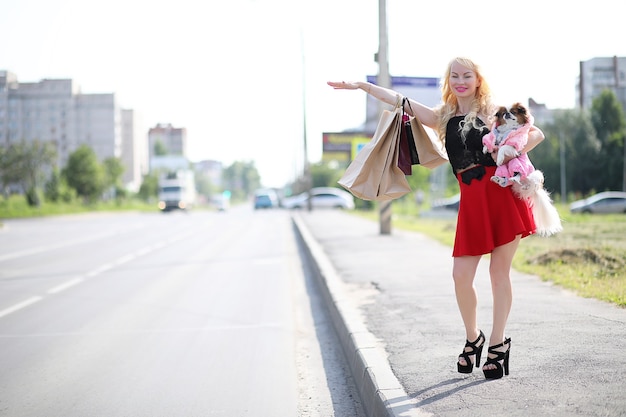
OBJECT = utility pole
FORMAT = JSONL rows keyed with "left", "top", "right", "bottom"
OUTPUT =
{"left": 622, "top": 129, "right": 626, "bottom": 192}
{"left": 559, "top": 131, "right": 566, "bottom": 203}
{"left": 377, "top": 0, "right": 392, "bottom": 234}
{"left": 300, "top": 25, "right": 312, "bottom": 211}
{"left": 623, "top": 126, "right": 626, "bottom": 192}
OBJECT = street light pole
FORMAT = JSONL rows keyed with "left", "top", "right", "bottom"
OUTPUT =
{"left": 623, "top": 126, "right": 626, "bottom": 192}
{"left": 300, "top": 24, "right": 312, "bottom": 211}
{"left": 377, "top": 0, "right": 392, "bottom": 234}
{"left": 559, "top": 131, "right": 566, "bottom": 203}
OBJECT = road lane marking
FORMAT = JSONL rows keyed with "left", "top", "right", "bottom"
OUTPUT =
{"left": 0, "top": 322, "right": 286, "bottom": 337}
{"left": 47, "top": 278, "right": 84, "bottom": 294}
{"left": 0, "top": 225, "right": 148, "bottom": 262}
{"left": 85, "top": 263, "right": 114, "bottom": 277}
{"left": 114, "top": 254, "right": 136, "bottom": 265}
{"left": 0, "top": 296, "right": 44, "bottom": 319}
{"left": 135, "top": 247, "right": 152, "bottom": 257}
{"left": 0, "top": 228, "right": 201, "bottom": 321}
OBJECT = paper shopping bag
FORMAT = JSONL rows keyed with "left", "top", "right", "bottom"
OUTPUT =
{"left": 338, "top": 107, "right": 411, "bottom": 201}
{"left": 398, "top": 98, "right": 420, "bottom": 175}
{"left": 408, "top": 116, "right": 448, "bottom": 169}
{"left": 398, "top": 114, "right": 418, "bottom": 175}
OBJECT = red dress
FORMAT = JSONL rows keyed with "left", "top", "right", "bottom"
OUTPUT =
{"left": 445, "top": 116, "right": 535, "bottom": 257}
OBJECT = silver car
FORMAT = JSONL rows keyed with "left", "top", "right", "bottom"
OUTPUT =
{"left": 569, "top": 191, "right": 626, "bottom": 214}
{"left": 282, "top": 187, "right": 355, "bottom": 210}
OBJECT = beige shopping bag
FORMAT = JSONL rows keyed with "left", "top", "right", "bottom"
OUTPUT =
{"left": 338, "top": 106, "right": 411, "bottom": 201}
{"left": 408, "top": 116, "right": 448, "bottom": 169}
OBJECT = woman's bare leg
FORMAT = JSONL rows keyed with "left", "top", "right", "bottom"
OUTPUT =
{"left": 453, "top": 255, "right": 482, "bottom": 366}
{"left": 484, "top": 235, "right": 520, "bottom": 370}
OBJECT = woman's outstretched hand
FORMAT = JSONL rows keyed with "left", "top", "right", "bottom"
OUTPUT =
{"left": 327, "top": 81, "right": 359, "bottom": 90}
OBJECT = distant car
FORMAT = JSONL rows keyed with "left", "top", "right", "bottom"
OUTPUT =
{"left": 282, "top": 187, "right": 355, "bottom": 210}
{"left": 569, "top": 191, "right": 626, "bottom": 214}
{"left": 432, "top": 193, "right": 460, "bottom": 211}
{"left": 211, "top": 195, "right": 230, "bottom": 211}
{"left": 254, "top": 189, "right": 279, "bottom": 209}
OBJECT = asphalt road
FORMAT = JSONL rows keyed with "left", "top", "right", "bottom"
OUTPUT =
{"left": 0, "top": 207, "right": 364, "bottom": 417}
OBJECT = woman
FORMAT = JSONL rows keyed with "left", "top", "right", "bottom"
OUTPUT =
{"left": 328, "top": 57, "right": 544, "bottom": 379}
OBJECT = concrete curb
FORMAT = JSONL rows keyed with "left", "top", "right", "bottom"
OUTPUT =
{"left": 292, "top": 214, "right": 426, "bottom": 417}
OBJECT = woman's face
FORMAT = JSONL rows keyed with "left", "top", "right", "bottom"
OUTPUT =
{"left": 449, "top": 61, "right": 480, "bottom": 99}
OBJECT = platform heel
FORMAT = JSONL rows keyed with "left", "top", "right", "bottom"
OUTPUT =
{"left": 482, "top": 338, "right": 511, "bottom": 379}
{"left": 457, "top": 330, "right": 485, "bottom": 373}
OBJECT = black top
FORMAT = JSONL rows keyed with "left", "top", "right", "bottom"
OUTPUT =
{"left": 445, "top": 116, "right": 496, "bottom": 173}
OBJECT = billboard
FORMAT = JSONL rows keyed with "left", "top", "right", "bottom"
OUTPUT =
{"left": 322, "top": 132, "right": 370, "bottom": 164}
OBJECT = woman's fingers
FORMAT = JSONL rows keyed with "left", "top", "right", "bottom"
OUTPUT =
{"left": 327, "top": 81, "right": 357, "bottom": 89}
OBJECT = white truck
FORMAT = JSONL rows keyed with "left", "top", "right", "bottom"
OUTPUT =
{"left": 157, "top": 170, "right": 197, "bottom": 211}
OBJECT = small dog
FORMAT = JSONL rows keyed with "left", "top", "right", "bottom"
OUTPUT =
{"left": 482, "top": 103, "right": 562, "bottom": 237}
{"left": 482, "top": 103, "right": 534, "bottom": 186}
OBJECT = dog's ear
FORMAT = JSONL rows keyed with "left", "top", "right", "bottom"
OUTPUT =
{"left": 511, "top": 102, "right": 527, "bottom": 115}
{"left": 495, "top": 106, "right": 507, "bottom": 118}
{"left": 510, "top": 102, "right": 529, "bottom": 124}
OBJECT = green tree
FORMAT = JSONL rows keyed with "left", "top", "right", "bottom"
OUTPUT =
{"left": 138, "top": 172, "right": 159, "bottom": 201}
{"left": 0, "top": 140, "right": 57, "bottom": 206}
{"left": 63, "top": 145, "right": 105, "bottom": 203}
{"left": 310, "top": 162, "right": 343, "bottom": 188}
{"left": 102, "top": 157, "right": 126, "bottom": 200}
{"left": 591, "top": 90, "right": 625, "bottom": 191}
{"left": 154, "top": 140, "right": 168, "bottom": 156}
{"left": 194, "top": 171, "right": 215, "bottom": 200}
{"left": 540, "top": 109, "right": 601, "bottom": 196}
{"left": 592, "top": 90, "right": 626, "bottom": 143}
{"left": 530, "top": 116, "right": 564, "bottom": 197}
{"left": 44, "top": 167, "right": 76, "bottom": 203}
{"left": 103, "top": 157, "right": 125, "bottom": 189}
{"left": 407, "top": 165, "right": 446, "bottom": 195}
{"left": 0, "top": 144, "right": 20, "bottom": 197}
{"left": 44, "top": 167, "right": 61, "bottom": 202}
{"left": 222, "top": 160, "right": 261, "bottom": 201}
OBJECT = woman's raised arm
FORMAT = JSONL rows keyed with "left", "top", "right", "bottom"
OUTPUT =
{"left": 327, "top": 81, "right": 438, "bottom": 128}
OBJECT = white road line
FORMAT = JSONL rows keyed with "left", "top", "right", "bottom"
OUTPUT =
{"left": 114, "top": 254, "right": 136, "bottom": 265}
{"left": 0, "top": 225, "right": 147, "bottom": 262}
{"left": 85, "top": 263, "right": 114, "bottom": 277}
{"left": 134, "top": 247, "right": 152, "bottom": 257}
{"left": 0, "top": 296, "right": 44, "bottom": 319}
{"left": 47, "top": 278, "right": 84, "bottom": 294}
{"left": 0, "top": 227, "right": 204, "bottom": 320}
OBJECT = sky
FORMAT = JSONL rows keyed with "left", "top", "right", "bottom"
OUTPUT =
{"left": 2, "top": 0, "right": 625, "bottom": 188}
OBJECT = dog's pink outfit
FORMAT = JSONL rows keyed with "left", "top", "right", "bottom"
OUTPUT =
{"left": 482, "top": 115, "right": 535, "bottom": 183}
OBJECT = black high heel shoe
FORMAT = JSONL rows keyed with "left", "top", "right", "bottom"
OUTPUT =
{"left": 457, "top": 330, "right": 485, "bottom": 373}
{"left": 482, "top": 338, "right": 511, "bottom": 379}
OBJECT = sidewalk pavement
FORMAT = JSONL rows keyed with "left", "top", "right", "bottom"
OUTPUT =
{"left": 292, "top": 210, "right": 626, "bottom": 417}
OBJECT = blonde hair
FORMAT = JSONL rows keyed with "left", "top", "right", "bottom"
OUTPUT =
{"left": 434, "top": 57, "right": 494, "bottom": 143}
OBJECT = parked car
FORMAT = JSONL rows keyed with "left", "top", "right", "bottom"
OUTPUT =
{"left": 432, "top": 193, "right": 460, "bottom": 211}
{"left": 282, "top": 187, "right": 355, "bottom": 210}
{"left": 569, "top": 191, "right": 626, "bottom": 214}
{"left": 254, "top": 189, "right": 279, "bottom": 209}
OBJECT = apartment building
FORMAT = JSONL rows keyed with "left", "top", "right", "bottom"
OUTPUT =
{"left": 578, "top": 56, "right": 626, "bottom": 111}
{"left": 0, "top": 70, "right": 146, "bottom": 190}
{"left": 148, "top": 123, "right": 186, "bottom": 157}
{"left": 121, "top": 109, "right": 148, "bottom": 191}
{"left": 147, "top": 123, "right": 189, "bottom": 173}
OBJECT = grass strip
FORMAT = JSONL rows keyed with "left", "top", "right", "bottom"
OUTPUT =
{"left": 353, "top": 203, "right": 626, "bottom": 308}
